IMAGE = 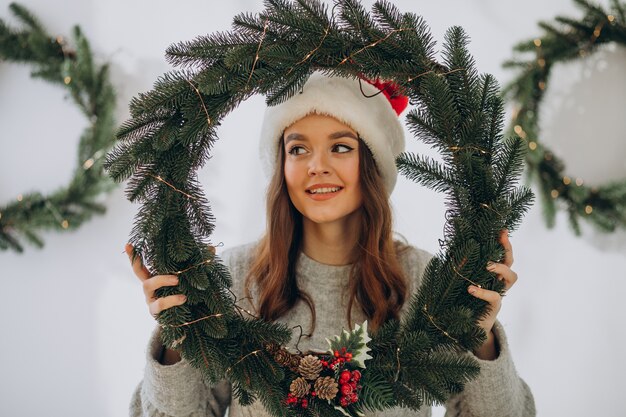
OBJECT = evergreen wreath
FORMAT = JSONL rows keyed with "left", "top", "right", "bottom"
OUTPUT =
{"left": 0, "top": 3, "right": 117, "bottom": 253}
{"left": 503, "top": 0, "right": 626, "bottom": 235}
{"left": 104, "top": 1, "right": 534, "bottom": 415}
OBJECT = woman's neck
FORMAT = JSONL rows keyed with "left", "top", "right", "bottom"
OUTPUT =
{"left": 301, "top": 212, "right": 360, "bottom": 266}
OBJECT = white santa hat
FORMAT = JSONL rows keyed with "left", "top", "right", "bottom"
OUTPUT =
{"left": 258, "top": 71, "right": 407, "bottom": 194}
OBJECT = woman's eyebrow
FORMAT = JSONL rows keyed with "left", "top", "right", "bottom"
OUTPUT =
{"left": 284, "top": 130, "right": 358, "bottom": 144}
{"left": 328, "top": 131, "right": 358, "bottom": 140}
{"left": 284, "top": 132, "right": 305, "bottom": 144}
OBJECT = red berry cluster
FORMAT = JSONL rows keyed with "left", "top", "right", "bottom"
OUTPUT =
{"left": 320, "top": 347, "right": 354, "bottom": 370}
{"left": 286, "top": 393, "right": 308, "bottom": 409}
{"left": 338, "top": 369, "right": 361, "bottom": 408}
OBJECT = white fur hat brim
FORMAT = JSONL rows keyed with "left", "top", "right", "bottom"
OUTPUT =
{"left": 259, "top": 72, "right": 405, "bottom": 194}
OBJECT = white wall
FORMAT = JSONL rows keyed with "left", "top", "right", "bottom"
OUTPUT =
{"left": 1, "top": 1, "right": 625, "bottom": 416}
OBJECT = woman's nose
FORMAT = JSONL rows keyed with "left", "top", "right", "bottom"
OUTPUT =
{"left": 307, "top": 152, "right": 331, "bottom": 176}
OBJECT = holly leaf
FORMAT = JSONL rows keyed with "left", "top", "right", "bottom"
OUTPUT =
{"left": 326, "top": 321, "right": 373, "bottom": 368}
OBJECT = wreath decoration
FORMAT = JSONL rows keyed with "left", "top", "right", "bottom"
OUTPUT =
{"left": 105, "top": 1, "right": 533, "bottom": 415}
{"left": 503, "top": 0, "right": 626, "bottom": 235}
{"left": 0, "top": 3, "right": 117, "bottom": 253}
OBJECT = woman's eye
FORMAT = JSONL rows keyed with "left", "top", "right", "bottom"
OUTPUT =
{"left": 287, "top": 146, "right": 306, "bottom": 155}
{"left": 333, "top": 144, "right": 353, "bottom": 153}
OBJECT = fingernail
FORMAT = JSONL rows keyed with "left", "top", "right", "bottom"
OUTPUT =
{"left": 468, "top": 285, "right": 477, "bottom": 294}
{"left": 180, "top": 295, "right": 187, "bottom": 302}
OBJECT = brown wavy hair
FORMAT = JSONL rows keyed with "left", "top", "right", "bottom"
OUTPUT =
{"left": 245, "top": 135, "right": 408, "bottom": 332}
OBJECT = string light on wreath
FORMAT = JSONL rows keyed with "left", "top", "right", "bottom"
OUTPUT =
{"left": 503, "top": 0, "right": 626, "bottom": 235}
{"left": 0, "top": 3, "right": 118, "bottom": 252}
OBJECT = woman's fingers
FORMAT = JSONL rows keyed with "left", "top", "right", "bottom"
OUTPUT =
{"left": 125, "top": 243, "right": 151, "bottom": 281}
{"left": 149, "top": 294, "right": 187, "bottom": 317}
{"left": 499, "top": 229, "right": 514, "bottom": 267}
{"left": 468, "top": 285, "right": 502, "bottom": 310}
{"left": 486, "top": 262, "right": 518, "bottom": 291}
{"left": 142, "top": 274, "right": 180, "bottom": 303}
{"left": 125, "top": 243, "right": 185, "bottom": 317}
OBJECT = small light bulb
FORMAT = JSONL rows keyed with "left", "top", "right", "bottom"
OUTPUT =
{"left": 576, "top": 178, "right": 583, "bottom": 186}
{"left": 514, "top": 125, "right": 523, "bottom": 135}
{"left": 551, "top": 190, "right": 559, "bottom": 198}
{"left": 537, "top": 58, "right": 546, "bottom": 67}
{"left": 62, "top": 220, "right": 69, "bottom": 229}
{"left": 534, "top": 38, "right": 542, "bottom": 47}
{"left": 17, "top": 194, "right": 23, "bottom": 202}
{"left": 608, "top": 15, "right": 615, "bottom": 22}
{"left": 83, "top": 159, "right": 95, "bottom": 169}
{"left": 563, "top": 176, "right": 571, "bottom": 185}
{"left": 64, "top": 76, "right": 72, "bottom": 85}
{"left": 529, "top": 141, "right": 537, "bottom": 150}
{"left": 585, "top": 205, "right": 593, "bottom": 214}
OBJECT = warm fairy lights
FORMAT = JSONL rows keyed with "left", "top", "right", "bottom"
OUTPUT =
{"left": 585, "top": 205, "right": 593, "bottom": 214}
{"left": 451, "top": 262, "right": 482, "bottom": 288}
{"left": 406, "top": 67, "right": 465, "bottom": 83}
{"left": 551, "top": 189, "right": 559, "bottom": 199}
{"left": 533, "top": 38, "right": 542, "bottom": 47}
{"left": 576, "top": 178, "right": 583, "bottom": 186}
{"left": 82, "top": 149, "right": 105, "bottom": 171}
{"left": 148, "top": 174, "right": 197, "bottom": 200}
{"left": 339, "top": 28, "right": 410, "bottom": 66}
{"left": 226, "top": 350, "right": 262, "bottom": 375}
{"left": 528, "top": 141, "right": 537, "bottom": 150}
{"left": 172, "top": 258, "right": 214, "bottom": 275}
{"left": 63, "top": 76, "right": 71, "bottom": 84}
{"left": 422, "top": 304, "right": 458, "bottom": 343}
{"left": 247, "top": 18, "right": 269, "bottom": 89}
{"left": 45, "top": 200, "right": 69, "bottom": 229}
{"left": 563, "top": 176, "right": 571, "bottom": 185}
{"left": 184, "top": 79, "right": 211, "bottom": 128}
{"left": 608, "top": 15, "right": 615, "bottom": 22}
{"left": 160, "top": 313, "right": 224, "bottom": 329}
{"left": 83, "top": 158, "right": 94, "bottom": 169}
{"left": 17, "top": 194, "right": 23, "bottom": 202}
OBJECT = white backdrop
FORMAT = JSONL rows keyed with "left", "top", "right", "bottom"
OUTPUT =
{"left": 1, "top": 1, "right": 625, "bottom": 416}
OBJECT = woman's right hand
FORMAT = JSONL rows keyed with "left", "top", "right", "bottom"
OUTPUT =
{"left": 125, "top": 243, "right": 187, "bottom": 318}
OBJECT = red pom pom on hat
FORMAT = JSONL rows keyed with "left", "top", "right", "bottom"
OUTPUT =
{"left": 359, "top": 76, "right": 409, "bottom": 116}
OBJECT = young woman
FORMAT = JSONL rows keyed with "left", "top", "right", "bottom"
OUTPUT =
{"left": 126, "top": 72, "right": 536, "bottom": 416}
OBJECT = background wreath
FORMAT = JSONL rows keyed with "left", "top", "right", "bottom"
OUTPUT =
{"left": 503, "top": 0, "right": 626, "bottom": 235}
{"left": 0, "top": 3, "right": 117, "bottom": 253}
{"left": 105, "top": 1, "right": 533, "bottom": 416}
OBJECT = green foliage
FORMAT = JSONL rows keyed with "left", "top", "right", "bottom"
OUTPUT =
{"left": 104, "top": 1, "right": 534, "bottom": 415}
{"left": 503, "top": 0, "right": 626, "bottom": 234}
{"left": 0, "top": 3, "right": 117, "bottom": 252}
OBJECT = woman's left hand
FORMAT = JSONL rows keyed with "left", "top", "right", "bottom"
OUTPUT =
{"left": 467, "top": 229, "right": 518, "bottom": 359}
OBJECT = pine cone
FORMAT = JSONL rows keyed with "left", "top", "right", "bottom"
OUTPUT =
{"left": 314, "top": 376, "right": 339, "bottom": 400}
{"left": 264, "top": 342, "right": 280, "bottom": 355}
{"left": 299, "top": 355, "right": 323, "bottom": 380}
{"left": 288, "top": 356, "right": 301, "bottom": 373}
{"left": 274, "top": 349, "right": 293, "bottom": 367}
{"left": 289, "top": 377, "right": 310, "bottom": 398}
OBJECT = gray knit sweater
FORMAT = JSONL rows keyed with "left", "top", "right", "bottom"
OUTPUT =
{"left": 130, "top": 241, "right": 536, "bottom": 417}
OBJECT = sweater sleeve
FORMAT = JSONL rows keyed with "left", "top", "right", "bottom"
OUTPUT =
{"left": 398, "top": 244, "right": 536, "bottom": 417}
{"left": 442, "top": 320, "right": 536, "bottom": 417}
{"left": 129, "top": 324, "right": 232, "bottom": 417}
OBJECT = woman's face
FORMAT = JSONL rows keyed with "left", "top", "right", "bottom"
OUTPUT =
{"left": 283, "top": 113, "right": 362, "bottom": 226}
